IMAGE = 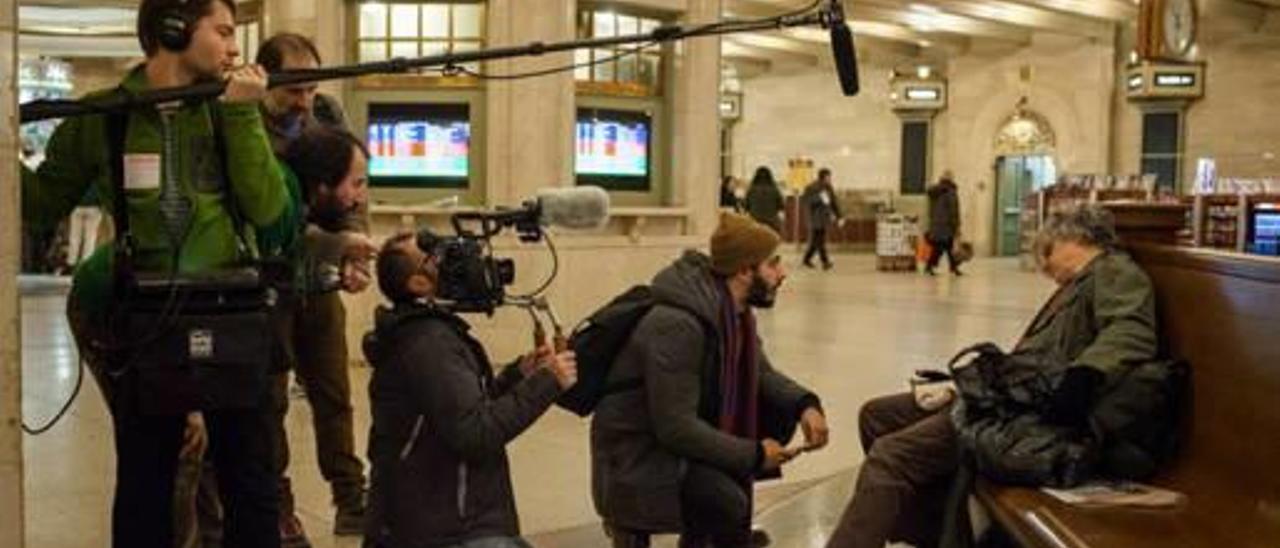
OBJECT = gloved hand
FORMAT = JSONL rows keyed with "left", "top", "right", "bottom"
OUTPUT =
{"left": 1045, "top": 366, "right": 1104, "bottom": 427}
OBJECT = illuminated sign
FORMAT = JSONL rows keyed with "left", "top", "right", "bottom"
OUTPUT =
{"left": 906, "top": 87, "right": 940, "bottom": 101}
{"left": 1128, "top": 74, "right": 1144, "bottom": 90}
{"left": 1154, "top": 73, "right": 1196, "bottom": 87}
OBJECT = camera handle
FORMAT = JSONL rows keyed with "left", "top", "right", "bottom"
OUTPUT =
{"left": 513, "top": 296, "right": 568, "bottom": 353}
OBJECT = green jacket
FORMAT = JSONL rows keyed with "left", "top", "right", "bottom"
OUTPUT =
{"left": 1014, "top": 250, "right": 1158, "bottom": 383}
{"left": 22, "top": 65, "right": 288, "bottom": 319}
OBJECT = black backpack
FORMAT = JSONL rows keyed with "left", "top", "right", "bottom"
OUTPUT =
{"left": 555, "top": 285, "right": 659, "bottom": 416}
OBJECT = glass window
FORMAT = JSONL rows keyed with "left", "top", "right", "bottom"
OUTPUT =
{"left": 594, "top": 11, "right": 616, "bottom": 37}
{"left": 617, "top": 53, "right": 637, "bottom": 83}
{"left": 390, "top": 41, "right": 419, "bottom": 58}
{"left": 593, "top": 49, "right": 615, "bottom": 81}
{"left": 358, "top": 2, "right": 487, "bottom": 77}
{"left": 359, "top": 42, "right": 387, "bottom": 62}
{"left": 360, "top": 3, "right": 388, "bottom": 38}
{"left": 422, "top": 4, "right": 451, "bottom": 38}
{"left": 617, "top": 15, "right": 638, "bottom": 36}
{"left": 391, "top": 4, "right": 420, "bottom": 38}
{"left": 454, "top": 4, "right": 483, "bottom": 38}
{"left": 577, "top": 9, "right": 665, "bottom": 93}
{"left": 422, "top": 41, "right": 449, "bottom": 57}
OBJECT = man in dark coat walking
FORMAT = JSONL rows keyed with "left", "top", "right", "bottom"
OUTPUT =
{"left": 925, "top": 171, "right": 962, "bottom": 276}
{"left": 802, "top": 168, "right": 843, "bottom": 270}
{"left": 592, "top": 212, "right": 830, "bottom": 548}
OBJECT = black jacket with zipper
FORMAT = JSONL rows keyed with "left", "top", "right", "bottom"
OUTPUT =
{"left": 363, "top": 302, "right": 562, "bottom": 547}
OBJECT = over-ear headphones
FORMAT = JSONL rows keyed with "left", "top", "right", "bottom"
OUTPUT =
{"left": 155, "top": 0, "right": 194, "bottom": 52}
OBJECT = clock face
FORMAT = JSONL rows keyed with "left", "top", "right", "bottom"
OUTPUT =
{"left": 1163, "top": 0, "right": 1196, "bottom": 57}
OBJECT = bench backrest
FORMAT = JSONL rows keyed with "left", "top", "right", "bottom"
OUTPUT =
{"left": 1128, "top": 242, "right": 1280, "bottom": 501}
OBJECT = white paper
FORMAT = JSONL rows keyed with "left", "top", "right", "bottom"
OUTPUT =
{"left": 1041, "top": 482, "right": 1185, "bottom": 508}
{"left": 124, "top": 154, "right": 161, "bottom": 191}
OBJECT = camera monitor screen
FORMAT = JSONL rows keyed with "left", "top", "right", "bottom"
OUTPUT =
{"left": 575, "top": 108, "right": 651, "bottom": 191}
{"left": 366, "top": 103, "right": 470, "bottom": 188}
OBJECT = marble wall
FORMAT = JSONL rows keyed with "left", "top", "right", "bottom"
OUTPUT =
{"left": 733, "top": 32, "right": 1119, "bottom": 255}
{"left": 940, "top": 33, "right": 1117, "bottom": 255}
{"left": 2, "top": 0, "right": 27, "bottom": 544}
{"left": 732, "top": 60, "right": 905, "bottom": 191}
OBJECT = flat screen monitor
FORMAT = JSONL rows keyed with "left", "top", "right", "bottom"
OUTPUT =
{"left": 366, "top": 103, "right": 470, "bottom": 188}
{"left": 1249, "top": 207, "right": 1280, "bottom": 256}
{"left": 575, "top": 108, "right": 651, "bottom": 191}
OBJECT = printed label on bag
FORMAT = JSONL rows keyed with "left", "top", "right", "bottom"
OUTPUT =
{"left": 124, "top": 154, "right": 161, "bottom": 190}
{"left": 189, "top": 329, "right": 214, "bottom": 360}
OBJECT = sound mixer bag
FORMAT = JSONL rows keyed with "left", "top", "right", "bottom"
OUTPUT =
{"left": 121, "top": 271, "right": 276, "bottom": 415}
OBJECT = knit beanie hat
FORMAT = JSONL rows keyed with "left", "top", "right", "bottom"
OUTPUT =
{"left": 711, "top": 212, "right": 781, "bottom": 276}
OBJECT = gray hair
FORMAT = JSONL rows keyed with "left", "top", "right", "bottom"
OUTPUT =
{"left": 1033, "top": 204, "right": 1119, "bottom": 261}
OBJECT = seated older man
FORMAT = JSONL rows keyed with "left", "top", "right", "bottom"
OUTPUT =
{"left": 826, "top": 204, "right": 1161, "bottom": 548}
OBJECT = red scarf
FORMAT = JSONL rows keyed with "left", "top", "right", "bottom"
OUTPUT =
{"left": 717, "top": 281, "right": 759, "bottom": 440}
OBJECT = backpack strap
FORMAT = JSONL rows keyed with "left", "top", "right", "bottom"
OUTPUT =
{"left": 103, "top": 89, "right": 133, "bottom": 297}
{"left": 207, "top": 103, "right": 257, "bottom": 261}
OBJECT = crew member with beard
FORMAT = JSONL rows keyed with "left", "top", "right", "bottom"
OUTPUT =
{"left": 255, "top": 32, "right": 374, "bottom": 545}
{"left": 590, "top": 212, "right": 830, "bottom": 548}
{"left": 267, "top": 125, "right": 374, "bottom": 545}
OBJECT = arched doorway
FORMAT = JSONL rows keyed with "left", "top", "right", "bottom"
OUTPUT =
{"left": 992, "top": 99, "right": 1057, "bottom": 256}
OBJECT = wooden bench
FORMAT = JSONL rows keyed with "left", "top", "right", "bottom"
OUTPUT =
{"left": 976, "top": 241, "right": 1280, "bottom": 547}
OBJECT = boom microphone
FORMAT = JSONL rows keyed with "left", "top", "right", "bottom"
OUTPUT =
{"left": 827, "top": 0, "right": 861, "bottom": 97}
{"left": 533, "top": 186, "right": 611, "bottom": 229}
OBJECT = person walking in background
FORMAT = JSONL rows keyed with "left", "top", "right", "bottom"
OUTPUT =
{"left": 925, "top": 171, "right": 962, "bottom": 276}
{"left": 721, "top": 175, "right": 742, "bottom": 212}
{"left": 802, "top": 168, "right": 842, "bottom": 270}
{"left": 745, "top": 166, "right": 784, "bottom": 235}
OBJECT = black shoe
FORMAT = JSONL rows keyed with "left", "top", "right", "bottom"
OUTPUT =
{"left": 802, "top": 261, "right": 815, "bottom": 269}
{"left": 822, "top": 262, "right": 833, "bottom": 271}
{"left": 951, "top": 269, "right": 964, "bottom": 276}
{"left": 924, "top": 268, "right": 936, "bottom": 276}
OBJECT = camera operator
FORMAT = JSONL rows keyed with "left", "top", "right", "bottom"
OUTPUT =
{"left": 363, "top": 232, "right": 577, "bottom": 548}
{"left": 20, "top": 0, "right": 287, "bottom": 546}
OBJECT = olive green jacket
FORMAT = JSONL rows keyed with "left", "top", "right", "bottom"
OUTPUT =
{"left": 1015, "top": 250, "right": 1159, "bottom": 383}
{"left": 22, "top": 65, "right": 288, "bottom": 319}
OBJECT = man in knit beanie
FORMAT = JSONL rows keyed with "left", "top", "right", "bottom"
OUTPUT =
{"left": 591, "top": 212, "right": 830, "bottom": 548}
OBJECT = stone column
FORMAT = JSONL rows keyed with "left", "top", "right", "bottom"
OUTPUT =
{"left": 484, "top": 0, "right": 575, "bottom": 206}
{"left": 0, "top": 0, "right": 26, "bottom": 544}
{"left": 670, "top": 0, "right": 723, "bottom": 238}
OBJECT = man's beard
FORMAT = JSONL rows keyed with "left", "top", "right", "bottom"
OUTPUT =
{"left": 746, "top": 271, "right": 779, "bottom": 309}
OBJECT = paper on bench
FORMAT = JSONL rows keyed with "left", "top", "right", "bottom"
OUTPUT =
{"left": 1041, "top": 482, "right": 1186, "bottom": 508}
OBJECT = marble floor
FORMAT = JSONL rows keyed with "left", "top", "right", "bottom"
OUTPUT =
{"left": 19, "top": 253, "right": 1055, "bottom": 547}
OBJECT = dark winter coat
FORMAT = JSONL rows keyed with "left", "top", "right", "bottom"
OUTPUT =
{"left": 363, "top": 303, "right": 562, "bottom": 547}
{"left": 927, "top": 178, "right": 960, "bottom": 242}
{"left": 590, "top": 251, "right": 819, "bottom": 532}
{"left": 802, "top": 180, "right": 842, "bottom": 231}
{"left": 745, "top": 181, "right": 784, "bottom": 233}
